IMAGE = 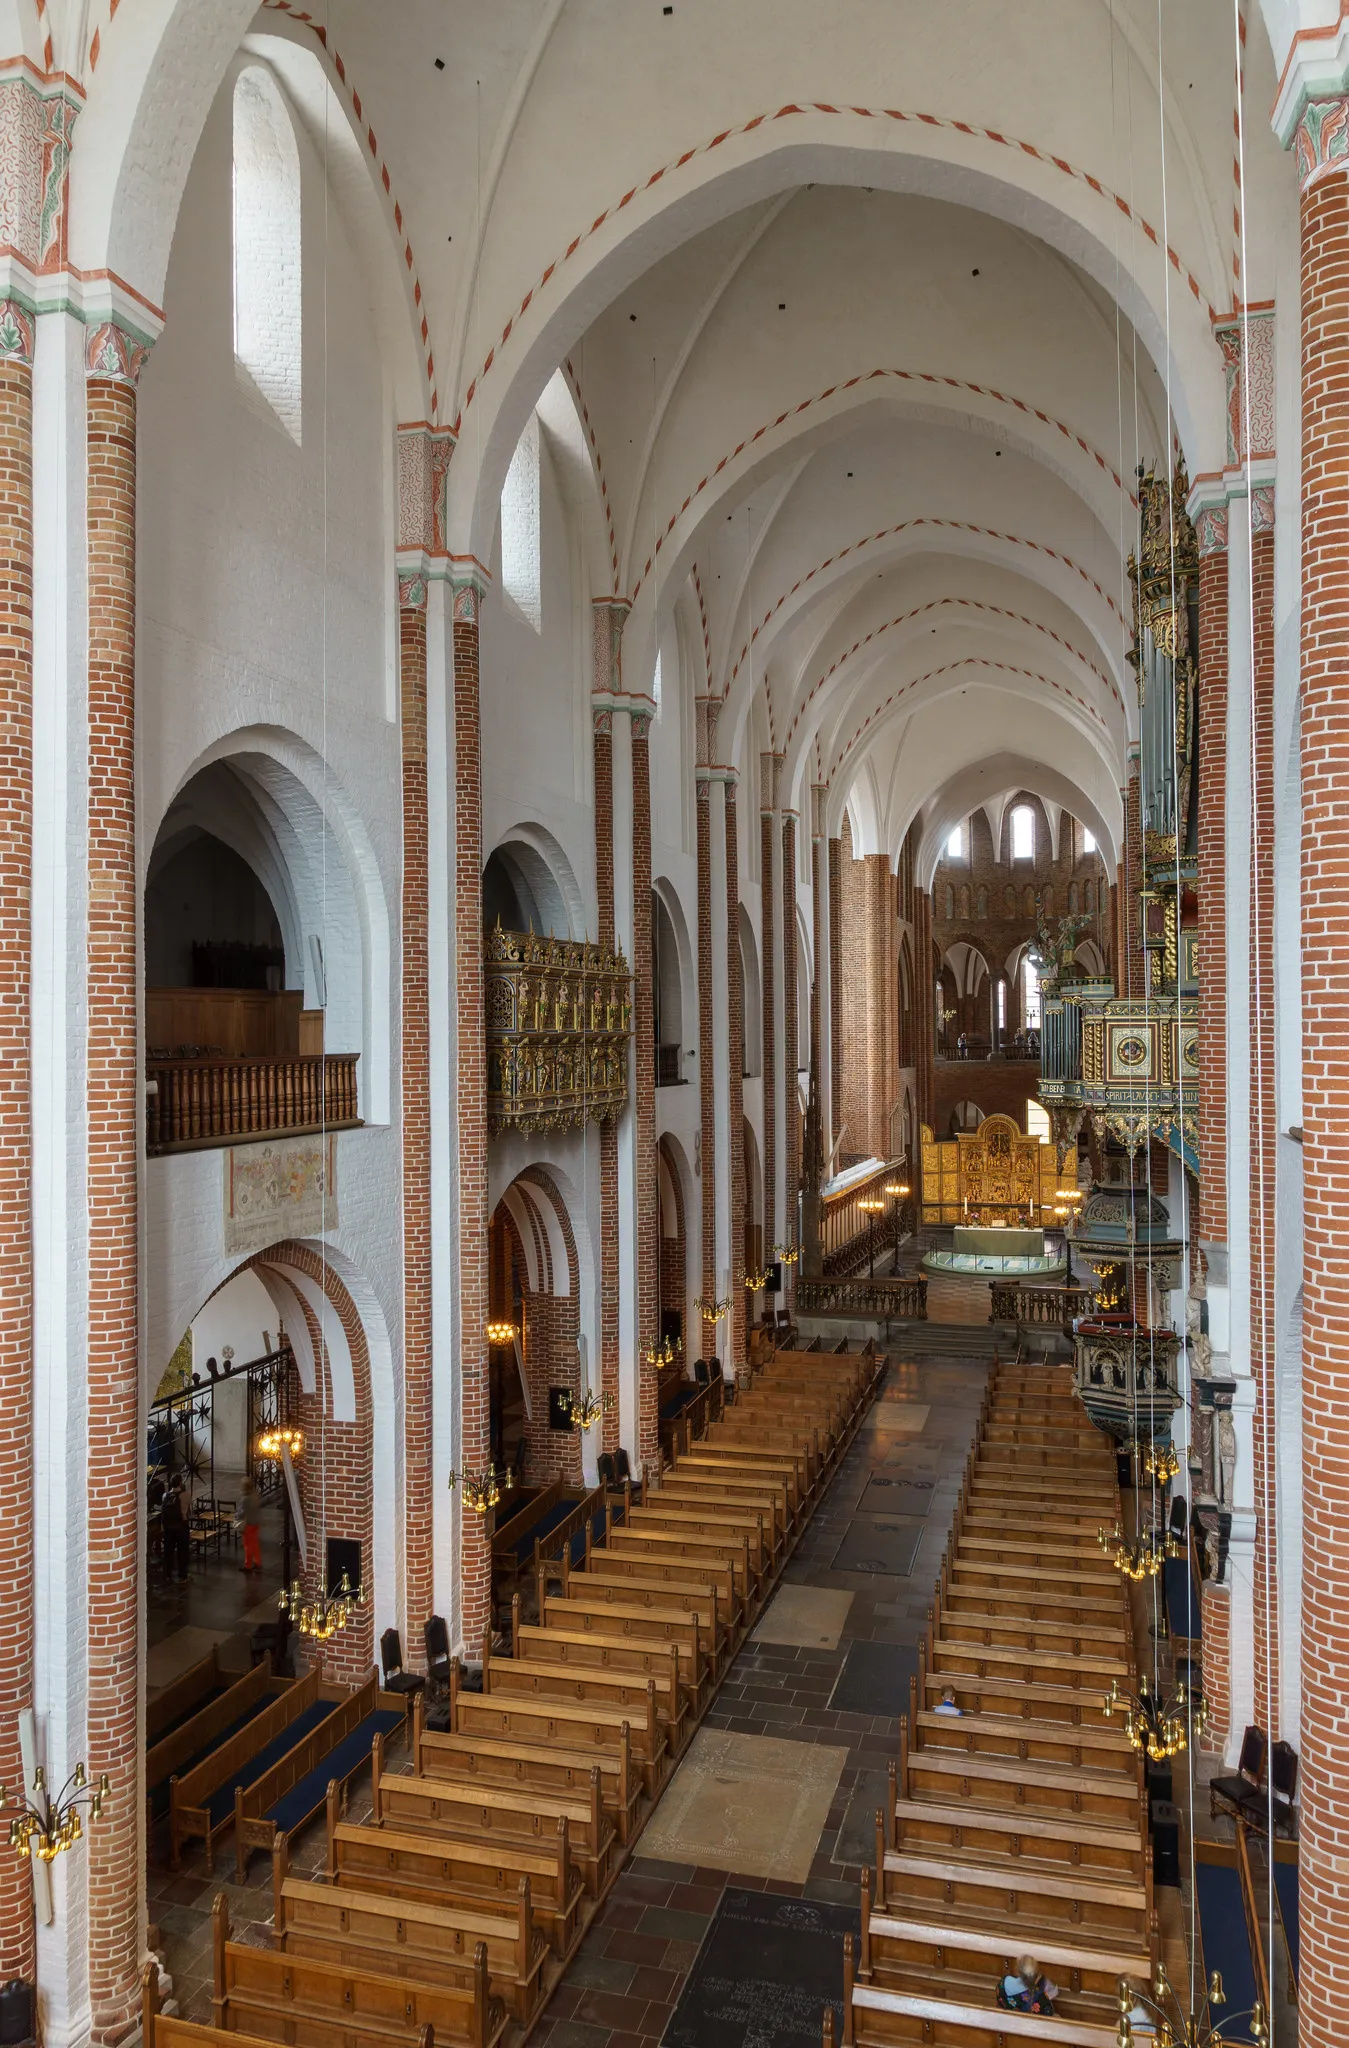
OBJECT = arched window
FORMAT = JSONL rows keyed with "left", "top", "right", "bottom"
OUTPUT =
{"left": 501, "top": 412, "right": 542, "bottom": 630}
{"left": 1010, "top": 804, "right": 1035, "bottom": 859}
{"left": 958, "top": 884, "right": 971, "bottom": 921}
{"left": 1023, "top": 885, "right": 1035, "bottom": 917}
{"left": 944, "top": 884, "right": 954, "bottom": 920}
{"left": 1003, "top": 885, "right": 1016, "bottom": 916}
{"left": 1083, "top": 826, "right": 1096, "bottom": 854}
{"left": 233, "top": 67, "right": 302, "bottom": 443}
{"left": 976, "top": 886, "right": 989, "bottom": 920}
{"left": 1084, "top": 879, "right": 1095, "bottom": 915}
{"left": 947, "top": 823, "right": 964, "bottom": 859}
{"left": 1043, "top": 886, "right": 1053, "bottom": 919}
{"left": 1023, "top": 955, "right": 1042, "bottom": 1029}
{"left": 1068, "top": 883, "right": 1079, "bottom": 915}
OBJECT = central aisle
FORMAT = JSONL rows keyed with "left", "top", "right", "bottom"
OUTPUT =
{"left": 531, "top": 1347, "right": 992, "bottom": 2048}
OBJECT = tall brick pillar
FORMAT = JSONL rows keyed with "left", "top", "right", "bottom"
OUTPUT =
{"left": 85, "top": 314, "right": 151, "bottom": 2047}
{"left": 696, "top": 773, "right": 716, "bottom": 1310}
{"left": 914, "top": 889, "right": 935, "bottom": 1142}
{"left": 591, "top": 599, "right": 626, "bottom": 1451}
{"left": 1292, "top": 91, "right": 1349, "bottom": 2042}
{"left": 398, "top": 580, "right": 433, "bottom": 1649}
{"left": 1249, "top": 507, "right": 1279, "bottom": 1735}
{"left": 0, "top": 304, "right": 33, "bottom": 1990}
{"left": 810, "top": 786, "right": 825, "bottom": 1141}
{"left": 630, "top": 711, "right": 659, "bottom": 1461}
{"left": 450, "top": 570, "right": 490, "bottom": 1644}
{"left": 828, "top": 835, "right": 842, "bottom": 1153}
{"left": 759, "top": 766, "right": 778, "bottom": 1248}
{"left": 1192, "top": 520, "right": 1229, "bottom": 1251}
{"left": 782, "top": 810, "right": 800, "bottom": 1247}
{"left": 724, "top": 781, "right": 746, "bottom": 1362}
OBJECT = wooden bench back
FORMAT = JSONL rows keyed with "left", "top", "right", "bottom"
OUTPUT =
{"left": 148, "top": 1659, "right": 284, "bottom": 1792}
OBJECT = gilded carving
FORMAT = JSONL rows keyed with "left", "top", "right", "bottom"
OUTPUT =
{"left": 484, "top": 920, "right": 632, "bottom": 1134}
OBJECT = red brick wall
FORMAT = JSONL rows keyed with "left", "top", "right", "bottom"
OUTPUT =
{"left": 0, "top": 348, "right": 32, "bottom": 1987}
{"left": 85, "top": 360, "right": 142, "bottom": 2047}
{"left": 933, "top": 1059, "right": 1044, "bottom": 1138}
{"left": 1249, "top": 525, "right": 1279, "bottom": 1735}
{"left": 781, "top": 811, "right": 800, "bottom": 1238}
{"left": 399, "top": 600, "right": 433, "bottom": 1658}
{"left": 452, "top": 587, "right": 490, "bottom": 1640}
{"left": 828, "top": 834, "right": 842, "bottom": 1151}
{"left": 1199, "top": 1579, "right": 1230, "bottom": 1756}
{"left": 658, "top": 1134, "right": 687, "bottom": 1337}
{"left": 593, "top": 715, "right": 620, "bottom": 1452}
{"left": 518, "top": 1289, "right": 583, "bottom": 1488}
{"left": 1296, "top": 125, "right": 1349, "bottom": 2037}
{"left": 696, "top": 779, "right": 715, "bottom": 1307}
{"left": 725, "top": 784, "right": 746, "bottom": 1361}
{"left": 630, "top": 716, "right": 658, "bottom": 1462}
{"left": 761, "top": 806, "right": 777, "bottom": 1245}
{"left": 1197, "top": 548, "right": 1229, "bottom": 1247}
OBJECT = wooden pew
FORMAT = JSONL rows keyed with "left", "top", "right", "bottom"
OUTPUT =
{"left": 327, "top": 1799, "right": 584, "bottom": 1959}
{"left": 918, "top": 1668, "right": 1119, "bottom": 1731}
{"left": 370, "top": 1736, "right": 616, "bottom": 1897}
{"left": 233, "top": 1670, "right": 407, "bottom": 1878}
{"left": 928, "top": 1637, "right": 1132, "bottom": 1696}
{"left": 141, "top": 1964, "right": 431, "bottom": 2048}
{"left": 626, "top": 1499, "right": 773, "bottom": 1592}
{"left": 911, "top": 1707, "right": 1138, "bottom": 1777}
{"left": 147, "top": 1646, "right": 227, "bottom": 1746}
{"left": 513, "top": 1610, "right": 699, "bottom": 1722}
{"left": 652, "top": 1472, "right": 790, "bottom": 1552}
{"left": 170, "top": 1667, "right": 346, "bottom": 1870}
{"left": 877, "top": 1841, "right": 1151, "bottom": 1947}
{"left": 584, "top": 1537, "right": 744, "bottom": 1633}
{"left": 539, "top": 1589, "right": 712, "bottom": 1694}
{"left": 274, "top": 1839, "right": 549, "bottom": 2025}
{"left": 859, "top": 1895, "right": 1149, "bottom": 2020}
{"left": 209, "top": 1896, "right": 507, "bottom": 2048}
{"left": 669, "top": 1448, "right": 809, "bottom": 1523}
{"left": 481, "top": 1631, "right": 688, "bottom": 1759}
{"left": 901, "top": 1746, "right": 1143, "bottom": 1826}
{"left": 413, "top": 1701, "right": 639, "bottom": 1846}
{"left": 603, "top": 1522, "right": 754, "bottom": 1616}
{"left": 147, "top": 1659, "right": 292, "bottom": 1820}
{"left": 450, "top": 1670, "right": 667, "bottom": 1796}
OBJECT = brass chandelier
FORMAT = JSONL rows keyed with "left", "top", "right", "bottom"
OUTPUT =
{"left": 278, "top": 1567, "right": 367, "bottom": 1643}
{"left": 1098, "top": 1520, "right": 1179, "bottom": 1581}
{"left": 448, "top": 1464, "right": 514, "bottom": 1515}
{"left": 1116, "top": 1966, "right": 1265, "bottom": 2048}
{"left": 1, "top": 1762, "right": 110, "bottom": 1864}
{"left": 1105, "top": 1672, "right": 1205, "bottom": 1762}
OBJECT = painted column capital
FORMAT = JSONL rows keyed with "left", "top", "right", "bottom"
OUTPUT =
{"left": 396, "top": 422, "right": 455, "bottom": 556}
{"left": 84, "top": 314, "right": 155, "bottom": 386}
{"left": 396, "top": 548, "right": 430, "bottom": 610}
{"left": 1187, "top": 473, "right": 1230, "bottom": 557}
{"left": 449, "top": 557, "right": 490, "bottom": 623}
{"left": 0, "top": 298, "right": 34, "bottom": 366}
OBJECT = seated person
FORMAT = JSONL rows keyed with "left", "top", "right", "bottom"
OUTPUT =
{"left": 999, "top": 1956, "right": 1058, "bottom": 2016}
{"left": 933, "top": 1685, "right": 963, "bottom": 1716}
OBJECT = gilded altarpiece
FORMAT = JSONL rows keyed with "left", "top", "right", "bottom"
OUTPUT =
{"left": 920, "top": 1113, "right": 1060, "bottom": 1227}
{"left": 485, "top": 923, "right": 632, "bottom": 1135}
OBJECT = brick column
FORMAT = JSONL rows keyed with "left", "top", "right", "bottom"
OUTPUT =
{"left": 782, "top": 810, "right": 800, "bottom": 1244}
{"left": 630, "top": 711, "right": 659, "bottom": 1462}
{"left": 828, "top": 835, "right": 842, "bottom": 1150}
{"left": 696, "top": 776, "right": 716, "bottom": 1310}
{"left": 1194, "top": 534, "right": 1229, "bottom": 1249}
{"left": 810, "top": 786, "right": 825, "bottom": 1103}
{"left": 1249, "top": 510, "right": 1279, "bottom": 1735}
{"left": 85, "top": 315, "right": 151, "bottom": 2047}
{"left": 0, "top": 306, "right": 33, "bottom": 1990}
{"left": 759, "top": 769, "right": 778, "bottom": 1248}
{"left": 592, "top": 708, "right": 620, "bottom": 1450}
{"left": 398, "top": 583, "right": 433, "bottom": 1650}
{"left": 451, "top": 572, "right": 490, "bottom": 1643}
{"left": 725, "top": 781, "right": 746, "bottom": 1362}
{"left": 1294, "top": 95, "right": 1349, "bottom": 2041}
{"left": 914, "top": 889, "right": 934, "bottom": 1140}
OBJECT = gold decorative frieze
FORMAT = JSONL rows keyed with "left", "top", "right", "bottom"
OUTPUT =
{"left": 484, "top": 922, "right": 632, "bottom": 1135}
{"left": 1040, "top": 986, "right": 1198, "bottom": 1159}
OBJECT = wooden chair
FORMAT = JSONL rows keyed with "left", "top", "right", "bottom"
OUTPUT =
{"left": 1210, "top": 1724, "right": 1267, "bottom": 1827}
{"left": 423, "top": 1614, "right": 453, "bottom": 1696}
{"left": 380, "top": 1628, "right": 426, "bottom": 1703}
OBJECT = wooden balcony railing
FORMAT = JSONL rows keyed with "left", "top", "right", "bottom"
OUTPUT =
{"left": 146, "top": 1053, "right": 361, "bottom": 1156}
{"left": 797, "top": 1275, "right": 928, "bottom": 1321}
{"left": 819, "top": 1159, "right": 909, "bottom": 1276}
{"left": 988, "top": 1283, "right": 1095, "bottom": 1329}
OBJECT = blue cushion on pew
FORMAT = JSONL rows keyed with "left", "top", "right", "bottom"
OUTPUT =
{"left": 148, "top": 1695, "right": 273, "bottom": 1819}
{"left": 202, "top": 1699, "right": 338, "bottom": 1826}
{"left": 264, "top": 1710, "right": 403, "bottom": 1835}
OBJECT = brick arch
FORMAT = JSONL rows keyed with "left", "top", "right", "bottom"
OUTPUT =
{"left": 242, "top": 1240, "right": 379, "bottom": 1684}
{"left": 491, "top": 1169, "right": 585, "bottom": 1487}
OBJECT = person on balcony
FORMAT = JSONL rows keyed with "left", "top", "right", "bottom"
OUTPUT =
{"left": 235, "top": 1476, "right": 263, "bottom": 1575}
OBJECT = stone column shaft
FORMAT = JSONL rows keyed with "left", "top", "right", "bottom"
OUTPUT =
{"left": 592, "top": 712, "right": 620, "bottom": 1450}
{"left": 781, "top": 812, "right": 800, "bottom": 1246}
{"left": 725, "top": 783, "right": 746, "bottom": 1361}
{"left": 630, "top": 713, "right": 658, "bottom": 1462}
{"left": 696, "top": 778, "right": 716, "bottom": 1310}
{"left": 760, "top": 805, "right": 777, "bottom": 1247}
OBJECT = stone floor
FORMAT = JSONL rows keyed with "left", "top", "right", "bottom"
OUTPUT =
{"left": 151, "top": 1344, "right": 995, "bottom": 2042}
